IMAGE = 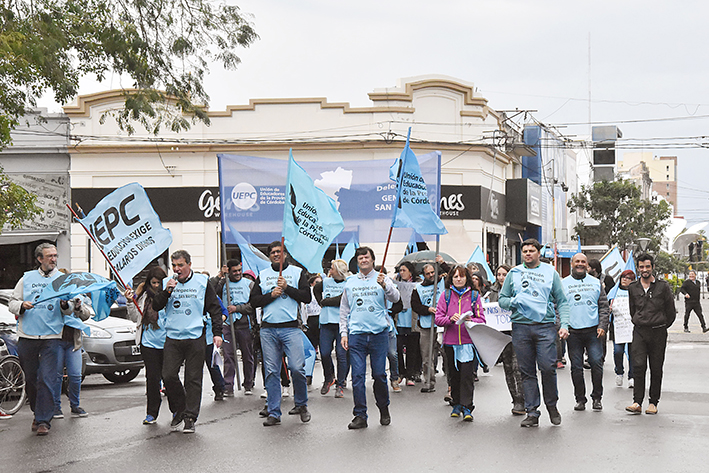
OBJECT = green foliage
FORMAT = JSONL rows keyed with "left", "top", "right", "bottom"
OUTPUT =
{"left": 0, "top": 0, "right": 258, "bottom": 148}
{"left": 665, "top": 274, "right": 683, "bottom": 295}
{"left": 654, "top": 250, "right": 687, "bottom": 276}
{"left": 0, "top": 166, "right": 41, "bottom": 232}
{"left": 568, "top": 179, "right": 672, "bottom": 251}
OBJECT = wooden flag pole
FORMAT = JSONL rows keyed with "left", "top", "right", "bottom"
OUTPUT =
{"left": 379, "top": 226, "right": 395, "bottom": 274}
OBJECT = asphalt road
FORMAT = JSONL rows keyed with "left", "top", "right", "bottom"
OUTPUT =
{"left": 3, "top": 298, "right": 709, "bottom": 473}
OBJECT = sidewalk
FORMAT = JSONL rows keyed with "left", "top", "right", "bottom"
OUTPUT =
{"left": 668, "top": 295, "right": 709, "bottom": 343}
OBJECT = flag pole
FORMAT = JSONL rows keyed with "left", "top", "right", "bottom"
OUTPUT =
{"left": 426, "top": 236, "right": 441, "bottom": 390}
{"left": 379, "top": 226, "right": 395, "bottom": 274}
{"left": 66, "top": 203, "right": 142, "bottom": 316}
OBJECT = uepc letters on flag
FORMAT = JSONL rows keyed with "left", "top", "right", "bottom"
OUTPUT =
{"left": 79, "top": 183, "right": 173, "bottom": 282}
{"left": 283, "top": 152, "right": 345, "bottom": 274}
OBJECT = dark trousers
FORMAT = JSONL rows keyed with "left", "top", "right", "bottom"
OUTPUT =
{"left": 443, "top": 345, "right": 475, "bottom": 409}
{"left": 141, "top": 345, "right": 164, "bottom": 418}
{"left": 17, "top": 338, "right": 60, "bottom": 426}
{"left": 684, "top": 301, "right": 706, "bottom": 329}
{"left": 305, "top": 315, "right": 320, "bottom": 354}
{"left": 396, "top": 327, "right": 421, "bottom": 379}
{"left": 631, "top": 326, "right": 668, "bottom": 406}
{"left": 163, "top": 335, "right": 205, "bottom": 420}
{"left": 501, "top": 342, "right": 524, "bottom": 404}
{"left": 223, "top": 325, "right": 255, "bottom": 391}
{"left": 319, "top": 323, "right": 350, "bottom": 387}
{"left": 567, "top": 327, "right": 604, "bottom": 403}
{"left": 205, "top": 343, "right": 225, "bottom": 394}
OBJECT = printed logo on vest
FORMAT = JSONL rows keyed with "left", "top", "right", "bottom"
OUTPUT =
{"left": 574, "top": 294, "right": 582, "bottom": 301}
{"left": 173, "top": 300, "right": 181, "bottom": 309}
{"left": 356, "top": 298, "right": 363, "bottom": 307}
{"left": 185, "top": 309, "right": 192, "bottom": 315}
{"left": 522, "top": 281, "right": 530, "bottom": 289}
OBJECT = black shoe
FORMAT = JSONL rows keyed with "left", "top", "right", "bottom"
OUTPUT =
{"left": 520, "top": 415, "right": 539, "bottom": 428}
{"left": 703, "top": 327, "right": 709, "bottom": 334}
{"left": 592, "top": 399, "right": 603, "bottom": 411}
{"left": 379, "top": 406, "right": 391, "bottom": 426}
{"left": 259, "top": 406, "right": 268, "bottom": 418}
{"left": 263, "top": 416, "right": 281, "bottom": 427}
{"left": 583, "top": 361, "right": 591, "bottom": 369}
{"left": 684, "top": 328, "right": 691, "bottom": 333}
{"left": 348, "top": 416, "right": 368, "bottom": 430}
{"left": 182, "top": 417, "right": 196, "bottom": 434}
{"left": 170, "top": 412, "right": 184, "bottom": 432}
{"left": 574, "top": 401, "right": 586, "bottom": 411}
{"left": 511, "top": 402, "right": 526, "bottom": 416}
{"left": 420, "top": 387, "right": 436, "bottom": 393}
{"left": 548, "top": 406, "right": 562, "bottom": 425}
{"left": 299, "top": 406, "right": 311, "bottom": 423}
{"left": 214, "top": 391, "right": 224, "bottom": 401}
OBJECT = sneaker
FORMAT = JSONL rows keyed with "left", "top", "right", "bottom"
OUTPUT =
{"left": 391, "top": 379, "right": 402, "bottom": 393}
{"left": 615, "top": 374, "right": 624, "bottom": 387}
{"left": 520, "top": 415, "right": 539, "bottom": 428}
{"left": 71, "top": 407, "right": 88, "bottom": 417}
{"left": 244, "top": 388, "right": 253, "bottom": 396}
{"left": 574, "top": 401, "right": 586, "bottom": 411}
{"left": 170, "top": 412, "right": 184, "bottom": 431}
{"left": 548, "top": 405, "right": 561, "bottom": 425}
{"left": 462, "top": 407, "right": 474, "bottom": 422}
{"left": 556, "top": 361, "right": 565, "bottom": 369}
{"left": 0, "top": 412, "right": 12, "bottom": 419}
{"left": 282, "top": 385, "right": 292, "bottom": 398}
{"left": 379, "top": 406, "right": 391, "bottom": 426}
{"left": 628, "top": 378, "right": 635, "bottom": 389}
{"left": 214, "top": 391, "right": 224, "bottom": 401}
{"left": 592, "top": 399, "right": 603, "bottom": 411}
{"left": 444, "top": 387, "right": 452, "bottom": 404}
{"left": 420, "top": 387, "right": 436, "bottom": 393}
{"left": 143, "top": 415, "right": 157, "bottom": 425}
{"left": 625, "top": 402, "right": 642, "bottom": 414}
{"left": 406, "top": 379, "right": 415, "bottom": 386}
{"left": 321, "top": 378, "right": 335, "bottom": 395}
{"left": 335, "top": 386, "right": 344, "bottom": 398}
{"left": 348, "top": 416, "right": 367, "bottom": 430}
{"left": 704, "top": 327, "right": 709, "bottom": 334}
{"left": 263, "top": 416, "right": 281, "bottom": 427}
{"left": 684, "top": 328, "right": 691, "bottom": 333}
{"left": 450, "top": 405, "right": 462, "bottom": 418}
{"left": 260, "top": 391, "right": 268, "bottom": 399}
{"left": 224, "top": 390, "right": 235, "bottom": 397}
{"left": 182, "top": 417, "right": 196, "bottom": 434}
{"left": 53, "top": 410, "right": 64, "bottom": 419}
{"left": 511, "top": 402, "right": 526, "bottom": 416}
{"left": 645, "top": 403, "right": 658, "bottom": 415}
{"left": 36, "top": 424, "right": 50, "bottom": 436}
{"left": 259, "top": 406, "right": 268, "bottom": 418}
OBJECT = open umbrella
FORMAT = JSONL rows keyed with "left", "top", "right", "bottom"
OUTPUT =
{"left": 396, "top": 250, "right": 457, "bottom": 273}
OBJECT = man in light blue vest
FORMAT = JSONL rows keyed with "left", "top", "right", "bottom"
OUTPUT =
{"left": 249, "top": 241, "right": 312, "bottom": 427}
{"left": 152, "top": 250, "right": 223, "bottom": 434}
{"left": 340, "top": 246, "right": 400, "bottom": 430}
{"left": 10, "top": 243, "right": 88, "bottom": 436}
{"left": 216, "top": 259, "right": 256, "bottom": 396}
{"left": 499, "top": 238, "right": 570, "bottom": 428}
{"left": 563, "top": 253, "right": 610, "bottom": 411}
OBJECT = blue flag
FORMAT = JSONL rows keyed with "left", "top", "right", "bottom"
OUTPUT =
{"left": 341, "top": 233, "right": 359, "bottom": 265}
{"left": 467, "top": 246, "right": 494, "bottom": 281}
{"left": 624, "top": 250, "right": 636, "bottom": 274}
{"left": 405, "top": 230, "right": 418, "bottom": 256}
{"left": 78, "top": 183, "right": 172, "bottom": 283}
{"left": 601, "top": 246, "right": 625, "bottom": 283}
{"left": 283, "top": 151, "right": 345, "bottom": 274}
{"left": 302, "top": 331, "right": 316, "bottom": 377}
{"left": 389, "top": 128, "right": 447, "bottom": 235}
{"left": 577, "top": 237, "right": 582, "bottom": 254}
{"left": 34, "top": 272, "right": 119, "bottom": 321}
{"left": 227, "top": 224, "right": 271, "bottom": 274}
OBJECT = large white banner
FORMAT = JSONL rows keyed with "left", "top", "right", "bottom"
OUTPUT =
{"left": 483, "top": 302, "right": 512, "bottom": 332}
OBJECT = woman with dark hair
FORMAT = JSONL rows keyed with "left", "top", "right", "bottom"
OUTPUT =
{"left": 393, "top": 261, "right": 422, "bottom": 385}
{"left": 435, "top": 265, "right": 485, "bottom": 422}
{"left": 126, "top": 266, "right": 168, "bottom": 425}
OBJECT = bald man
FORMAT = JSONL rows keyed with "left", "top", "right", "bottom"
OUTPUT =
{"left": 562, "top": 253, "right": 610, "bottom": 411}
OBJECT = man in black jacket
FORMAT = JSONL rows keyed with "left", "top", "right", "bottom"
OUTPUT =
{"left": 679, "top": 270, "right": 708, "bottom": 333}
{"left": 625, "top": 253, "right": 676, "bottom": 416}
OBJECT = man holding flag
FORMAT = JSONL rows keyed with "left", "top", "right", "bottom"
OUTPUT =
{"left": 9, "top": 243, "right": 91, "bottom": 436}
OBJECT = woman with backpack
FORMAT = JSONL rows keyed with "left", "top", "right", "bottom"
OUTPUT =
{"left": 435, "top": 265, "right": 485, "bottom": 422}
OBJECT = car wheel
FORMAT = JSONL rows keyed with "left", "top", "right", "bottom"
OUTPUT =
{"left": 103, "top": 369, "right": 141, "bottom": 383}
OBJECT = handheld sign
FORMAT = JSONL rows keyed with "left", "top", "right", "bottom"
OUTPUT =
{"left": 483, "top": 302, "right": 512, "bottom": 332}
{"left": 79, "top": 183, "right": 172, "bottom": 283}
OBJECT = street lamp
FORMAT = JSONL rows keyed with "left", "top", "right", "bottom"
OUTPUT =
{"left": 637, "top": 238, "right": 651, "bottom": 253}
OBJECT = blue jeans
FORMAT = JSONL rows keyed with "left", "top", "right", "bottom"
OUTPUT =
{"left": 511, "top": 323, "right": 559, "bottom": 417}
{"left": 349, "top": 330, "right": 389, "bottom": 419}
{"left": 387, "top": 329, "right": 399, "bottom": 381}
{"left": 54, "top": 340, "right": 83, "bottom": 410}
{"left": 613, "top": 342, "right": 633, "bottom": 378}
{"left": 260, "top": 327, "right": 308, "bottom": 418}
{"left": 319, "top": 324, "right": 350, "bottom": 388}
{"left": 567, "top": 328, "right": 604, "bottom": 403}
{"left": 17, "top": 338, "right": 61, "bottom": 426}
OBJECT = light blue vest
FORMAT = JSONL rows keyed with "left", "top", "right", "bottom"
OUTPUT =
{"left": 20, "top": 270, "right": 64, "bottom": 336}
{"left": 164, "top": 273, "right": 208, "bottom": 340}
{"left": 416, "top": 282, "right": 440, "bottom": 329}
{"left": 509, "top": 263, "right": 557, "bottom": 323}
{"left": 344, "top": 274, "right": 389, "bottom": 335}
{"left": 142, "top": 310, "right": 168, "bottom": 349}
{"left": 222, "top": 277, "right": 251, "bottom": 324}
{"left": 259, "top": 265, "right": 302, "bottom": 324}
{"left": 563, "top": 274, "right": 601, "bottom": 329}
{"left": 320, "top": 277, "right": 345, "bottom": 325}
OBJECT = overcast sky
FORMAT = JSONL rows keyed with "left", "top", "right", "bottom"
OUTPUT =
{"left": 64, "top": 0, "right": 709, "bottom": 225}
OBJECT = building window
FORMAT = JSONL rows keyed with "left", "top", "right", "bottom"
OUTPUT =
{"left": 666, "top": 183, "right": 670, "bottom": 189}
{"left": 667, "top": 165, "right": 670, "bottom": 171}
{"left": 667, "top": 192, "right": 670, "bottom": 196}
{"left": 667, "top": 175, "right": 670, "bottom": 180}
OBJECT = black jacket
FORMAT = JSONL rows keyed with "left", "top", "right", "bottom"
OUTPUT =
{"left": 680, "top": 279, "right": 701, "bottom": 302}
{"left": 628, "top": 278, "right": 676, "bottom": 329}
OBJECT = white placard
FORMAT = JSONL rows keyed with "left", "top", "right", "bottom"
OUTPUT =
{"left": 611, "top": 296, "right": 633, "bottom": 344}
{"left": 483, "top": 302, "right": 512, "bottom": 332}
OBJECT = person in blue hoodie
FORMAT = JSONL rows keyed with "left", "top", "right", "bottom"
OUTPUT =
{"left": 562, "top": 253, "right": 610, "bottom": 412}
{"left": 499, "top": 238, "right": 570, "bottom": 428}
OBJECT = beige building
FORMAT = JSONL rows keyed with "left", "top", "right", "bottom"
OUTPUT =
{"left": 619, "top": 152, "right": 677, "bottom": 212}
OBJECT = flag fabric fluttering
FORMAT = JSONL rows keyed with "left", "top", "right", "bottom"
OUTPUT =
{"left": 34, "top": 272, "right": 119, "bottom": 321}
{"left": 467, "top": 246, "right": 494, "bottom": 281}
{"left": 226, "top": 224, "right": 271, "bottom": 274}
{"left": 405, "top": 230, "right": 418, "bottom": 256}
{"left": 601, "top": 246, "right": 625, "bottom": 283}
{"left": 340, "top": 233, "right": 359, "bottom": 266}
{"left": 282, "top": 151, "right": 345, "bottom": 274}
{"left": 389, "top": 128, "right": 447, "bottom": 235}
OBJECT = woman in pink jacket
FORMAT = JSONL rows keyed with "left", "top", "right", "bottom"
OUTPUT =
{"left": 435, "top": 265, "right": 485, "bottom": 422}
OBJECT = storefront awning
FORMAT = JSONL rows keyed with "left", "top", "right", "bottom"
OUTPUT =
{"left": 0, "top": 231, "right": 60, "bottom": 246}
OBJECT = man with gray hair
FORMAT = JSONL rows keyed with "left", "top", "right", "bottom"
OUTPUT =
{"left": 10, "top": 243, "right": 90, "bottom": 436}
